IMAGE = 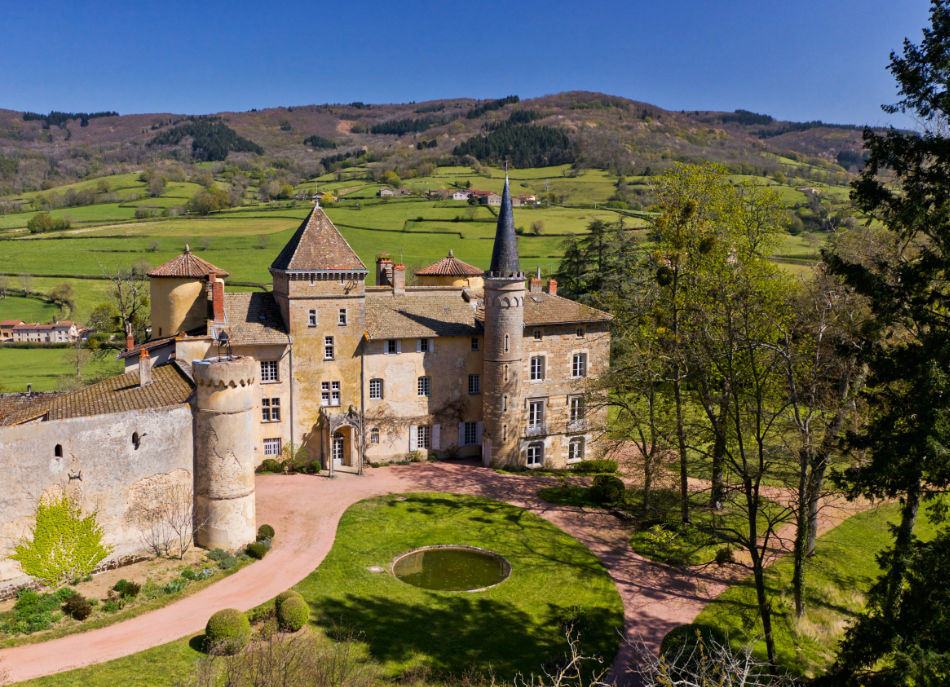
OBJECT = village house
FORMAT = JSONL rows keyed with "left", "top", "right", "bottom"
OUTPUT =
{"left": 10, "top": 321, "right": 84, "bottom": 344}
{"left": 0, "top": 320, "right": 23, "bottom": 340}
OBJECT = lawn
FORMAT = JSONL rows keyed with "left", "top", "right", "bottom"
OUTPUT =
{"left": 0, "top": 347, "right": 122, "bottom": 392}
{"left": 0, "top": 296, "right": 61, "bottom": 323}
{"left": 21, "top": 492, "right": 623, "bottom": 686}
{"left": 693, "top": 502, "right": 944, "bottom": 678}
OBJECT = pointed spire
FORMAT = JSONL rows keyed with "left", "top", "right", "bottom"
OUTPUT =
{"left": 488, "top": 165, "right": 521, "bottom": 278}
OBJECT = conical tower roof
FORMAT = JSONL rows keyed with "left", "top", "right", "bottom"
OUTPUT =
{"left": 146, "top": 248, "right": 229, "bottom": 278}
{"left": 416, "top": 249, "right": 483, "bottom": 276}
{"left": 270, "top": 206, "right": 366, "bottom": 272}
{"left": 487, "top": 172, "right": 521, "bottom": 278}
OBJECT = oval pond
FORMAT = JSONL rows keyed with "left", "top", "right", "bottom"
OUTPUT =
{"left": 392, "top": 546, "right": 510, "bottom": 592}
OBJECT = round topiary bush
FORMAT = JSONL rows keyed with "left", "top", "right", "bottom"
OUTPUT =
{"left": 660, "top": 623, "right": 728, "bottom": 658}
{"left": 276, "top": 595, "right": 309, "bottom": 632}
{"left": 205, "top": 608, "right": 251, "bottom": 655}
{"left": 274, "top": 590, "right": 303, "bottom": 613}
{"left": 246, "top": 541, "right": 268, "bottom": 559}
{"left": 589, "top": 474, "right": 625, "bottom": 506}
{"left": 257, "top": 524, "right": 275, "bottom": 540}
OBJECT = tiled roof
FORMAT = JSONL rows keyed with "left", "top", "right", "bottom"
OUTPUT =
{"left": 0, "top": 364, "right": 194, "bottom": 426}
{"left": 365, "top": 292, "right": 481, "bottom": 339}
{"left": 117, "top": 334, "right": 179, "bottom": 360}
{"left": 147, "top": 250, "right": 229, "bottom": 278}
{"left": 475, "top": 292, "right": 612, "bottom": 327}
{"left": 1, "top": 320, "right": 24, "bottom": 327}
{"left": 270, "top": 207, "right": 366, "bottom": 272}
{"left": 416, "top": 250, "right": 484, "bottom": 277}
{"left": 221, "top": 292, "right": 288, "bottom": 345}
{"left": 0, "top": 392, "right": 60, "bottom": 425}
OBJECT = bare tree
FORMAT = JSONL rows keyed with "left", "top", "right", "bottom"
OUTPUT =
{"left": 104, "top": 264, "right": 150, "bottom": 343}
{"left": 130, "top": 483, "right": 199, "bottom": 559}
{"left": 19, "top": 273, "right": 32, "bottom": 295}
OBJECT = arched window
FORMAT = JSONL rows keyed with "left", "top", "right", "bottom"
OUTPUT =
{"left": 132, "top": 432, "right": 140, "bottom": 450}
{"left": 54, "top": 444, "right": 63, "bottom": 458}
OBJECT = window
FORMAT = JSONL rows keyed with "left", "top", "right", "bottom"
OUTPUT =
{"left": 308, "top": 309, "right": 317, "bottom": 327}
{"left": 471, "top": 337, "right": 480, "bottom": 351}
{"left": 576, "top": 327, "right": 585, "bottom": 338}
{"left": 132, "top": 432, "right": 140, "bottom": 450}
{"left": 54, "top": 444, "right": 63, "bottom": 458}
{"left": 321, "top": 381, "right": 341, "bottom": 406}
{"left": 504, "top": 334, "right": 509, "bottom": 352}
{"left": 338, "top": 308, "right": 347, "bottom": 326}
{"left": 386, "top": 339, "right": 400, "bottom": 354}
{"left": 418, "top": 338, "right": 431, "bottom": 353}
{"left": 569, "top": 396, "right": 586, "bottom": 424}
{"left": 533, "top": 329, "right": 542, "bottom": 341}
{"left": 369, "top": 378, "right": 383, "bottom": 400}
{"left": 261, "top": 360, "right": 279, "bottom": 382}
{"left": 417, "top": 376, "right": 431, "bottom": 397}
{"left": 504, "top": 364, "right": 509, "bottom": 382}
{"left": 572, "top": 352, "right": 588, "bottom": 378}
{"left": 416, "top": 425, "right": 431, "bottom": 449}
{"left": 324, "top": 336, "right": 335, "bottom": 360}
{"left": 370, "top": 428, "right": 380, "bottom": 444}
{"left": 502, "top": 394, "right": 508, "bottom": 412}
{"left": 530, "top": 356, "right": 545, "bottom": 381}
{"left": 261, "top": 398, "right": 281, "bottom": 422}
{"left": 527, "top": 442, "right": 544, "bottom": 466}
{"left": 528, "top": 399, "right": 545, "bottom": 430}
{"left": 468, "top": 374, "right": 481, "bottom": 395}
{"left": 462, "top": 421, "right": 479, "bottom": 446}
{"left": 263, "top": 438, "right": 282, "bottom": 456}
{"left": 568, "top": 437, "right": 585, "bottom": 463}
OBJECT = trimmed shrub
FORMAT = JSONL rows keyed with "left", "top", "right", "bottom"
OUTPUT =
{"left": 275, "top": 590, "right": 303, "bottom": 612}
{"left": 207, "top": 548, "right": 229, "bottom": 561}
{"left": 64, "top": 593, "right": 92, "bottom": 620}
{"left": 245, "top": 541, "right": 268, "bottom": 559}
{"left": 589, "top": 475, "right": 625, "bottom": 506}
{"left": 276, "top": 595, "right": 309, "bottom": 632}
{"left": 306, "top": 459, "right": 322, "bottom": 474}
{"left": 660, "top": 623, "right": 728, "bottom": 657}
{"left": 217, "top": 555, "right": 239, "bottom": 570}
{"left": 205, "top": 608, "right": 251, "bottom": 655}
{"left": 258, "top": 459, "right": 283, "bottom": 474}
{"left": 257, "top": 524, "right": 275, "bottom": 540}
{"left": 570, "top": 459, "right": 618, "bottom": 474}
{"left": 113, "top": 579, "right": 141, "bottom": 598}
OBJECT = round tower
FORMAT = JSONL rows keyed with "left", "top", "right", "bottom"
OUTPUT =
{"left": 482, "top": 172, "right": 525, "bottom": 468}
{"left": 146, "top": 248, "right": 229, "bottom": 338}
{"left": 193, "top": 356, "right": 257, "bottom": 550}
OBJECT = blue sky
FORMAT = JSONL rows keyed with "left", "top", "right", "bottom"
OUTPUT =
{"left": 0, "top": 0, "right": 933, "bottom": 126}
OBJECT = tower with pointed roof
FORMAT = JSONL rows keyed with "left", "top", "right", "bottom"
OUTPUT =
{"left": 481, "top": 172, "right": 526, "bottom": 467}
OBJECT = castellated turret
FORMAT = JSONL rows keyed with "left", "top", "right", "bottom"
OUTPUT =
{"left": 193, "top": 356, "right": 257, "bottom": 550}
{"left": 482, "top": 173, "right": 526, "bottom": 468}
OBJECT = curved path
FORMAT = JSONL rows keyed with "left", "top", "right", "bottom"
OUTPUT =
{"left": 0, "top": 462, "right": 864, "bottom": 685}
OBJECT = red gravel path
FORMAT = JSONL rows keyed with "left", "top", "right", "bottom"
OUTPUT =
{"left": 0, "top": 461, "right": 865, "bottom": 685}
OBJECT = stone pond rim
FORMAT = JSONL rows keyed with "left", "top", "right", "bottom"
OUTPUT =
{"left": 391, "top": 545, "right": 511, "bottom": 592}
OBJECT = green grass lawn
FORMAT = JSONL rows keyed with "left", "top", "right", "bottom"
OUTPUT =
{"left": 693, "top": 502, "right": 944, "bottom": 678}
{"left": 0, "top": 296, "right": 61, "bottom": 323}
{"left": 0, "top": 347, "right": 122, "bottom": 392}
{"left": 21, "top": 492, "right": 622, "bottom": 686}
{"left": 539, "top": 485, "right": 785, "bottom": 566}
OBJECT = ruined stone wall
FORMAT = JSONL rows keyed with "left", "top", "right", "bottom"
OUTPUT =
{"left": 363, "top": 335, "right": 484, "bottom": 462}
{"left": 0, "top": 404, "right": 194, "bottom": 587}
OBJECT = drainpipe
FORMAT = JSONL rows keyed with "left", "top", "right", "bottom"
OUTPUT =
{"left": 287, "top": 333, "right": 295, "bottom": 460}
{"left": 359, "top": 333, "right": 367, "bottom": 475}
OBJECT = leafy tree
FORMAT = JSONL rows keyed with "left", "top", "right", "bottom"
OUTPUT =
{"left": 379, "top": 170, "right": 401, "bottom": 188}
{"left": 187, "top": 185, "right": 232, "bottom": 215}
{"left": 11, "top": 493, "right": 112, "bottom": 586}
{"left": 824, "top": 0, "right": 950, "bottom": 624}
{"left": 26, "top": 212, "right": 69, "bottom": 234}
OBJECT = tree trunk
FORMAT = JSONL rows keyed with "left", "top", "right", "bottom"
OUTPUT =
{"left": 792, "top": 449, "right": 810, "bottom": 617}
{"left": 673, "top": 368, "right": 690, "bottom": 524}
{"left": 709, "top": 395, "right": 728, "bottom": 510}
{"left": 883, "top": 476, "right": 922, "bottom": 620}
{"left": 752, "top": 551, "right": 778, "bottom": 670}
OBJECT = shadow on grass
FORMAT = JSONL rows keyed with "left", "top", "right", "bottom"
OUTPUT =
{"left": 316, "top": 594, "right": 619, "bottom": 680}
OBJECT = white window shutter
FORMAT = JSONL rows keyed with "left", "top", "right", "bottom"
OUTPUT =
{"left": 416, "top": 339, "right": 422, "bottom": 353}
{"left": 476, "top": 422, "right": 483, "bottom": 445}
{"left": 432, "top": 424, "right": 441, "bottom": 450}
{"left": 458, "top": 422, "right": 465, "bottom": 446}
{"left": 396, "top": 340, "right": 402, "bottom": 353}
{"left": 409, "top": 425, "right": 418, "bottom": 451}
{"left": 429, "top": 338, "right": 434, "bottom": 352}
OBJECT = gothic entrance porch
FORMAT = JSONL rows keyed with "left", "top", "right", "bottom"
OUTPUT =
{"left": 321, "top": 406, "right": 362, "bottom": 474}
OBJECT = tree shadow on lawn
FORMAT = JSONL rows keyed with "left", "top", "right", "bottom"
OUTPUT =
{"left": 316, "top": 593, "right": 620, "bottom": 680}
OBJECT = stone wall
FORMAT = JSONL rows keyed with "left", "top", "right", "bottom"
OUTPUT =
{"left": 0, "top": 404, "right": 194, "bottom": 587}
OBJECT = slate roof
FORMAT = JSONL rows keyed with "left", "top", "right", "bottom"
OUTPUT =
{"left": 487, "top": 175, "right": 521, "bottom": 278}
{"left": 221, "top": 292, "right": 288, "bottom": 345}
{"left": 147, "top": 249, "right": 229, "bottom": 278}
{"left": 0, "top": 363, "right": 194, "bottom": 426}
{"left": 365, "top": 292, "right": 481, "bottom": 339}
{"left": 416, "top": 250, "right": 484, "bottom": 277}
{"left": 270, "top": 207, "right": 366, "bottom": 272}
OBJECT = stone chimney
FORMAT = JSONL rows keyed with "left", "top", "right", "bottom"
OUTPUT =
{"left": 545, "top": 278, "right": 558, "bottom": 296}
{"left": 125, "top": 323, "right": 134, "bottom": 350}
{"left": 393, "top": 263, "right": 406, "bottom": 295}
{"left": 138, "top": 349, "right": 153, "bottom": 387}
{"left": 376, "top": 256, "right": 394, "bottom": 286}
{"left": 211, "top": 280, "right": 225, "bottom": 323}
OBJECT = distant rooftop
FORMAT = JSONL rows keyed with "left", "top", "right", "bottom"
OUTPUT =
{"left": 416, "top": 250, "right": 483, "bottom": 277}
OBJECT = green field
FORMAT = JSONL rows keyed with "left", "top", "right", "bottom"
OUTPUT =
{"left": 0, "top": 296, "right": 61, "bottom": 323}
{"left": 0, "top": 347, "right": 123, "bottom": 392}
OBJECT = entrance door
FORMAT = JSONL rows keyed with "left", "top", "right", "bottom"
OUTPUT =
{"left": 332, "top": 433, "right": 345, "bottom": 467}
